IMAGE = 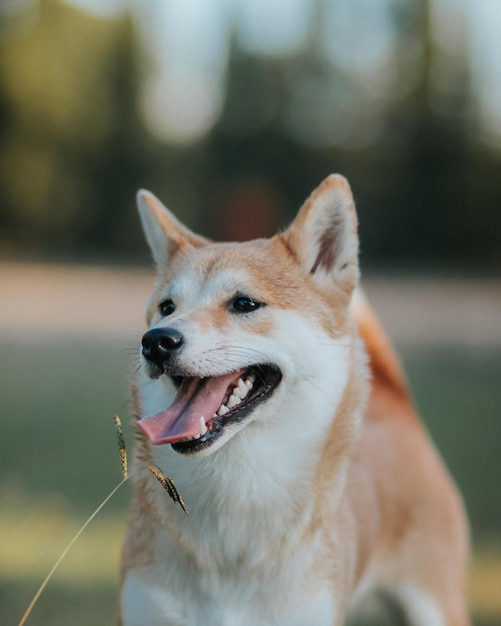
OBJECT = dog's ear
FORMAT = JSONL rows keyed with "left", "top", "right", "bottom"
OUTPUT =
{"left": 280, "top": 174, "right": 359, "bottom": 296}
{"left": 136, "top": 190, "right": 209, "bottom": 269}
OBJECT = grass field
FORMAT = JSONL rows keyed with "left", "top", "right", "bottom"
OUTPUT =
{"left": 1, "top": 265, "right": 500, "bottom": 625}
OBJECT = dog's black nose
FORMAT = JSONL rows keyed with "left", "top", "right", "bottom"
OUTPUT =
{"left": 141, "top": 328, "right": 184, "bottom": 367}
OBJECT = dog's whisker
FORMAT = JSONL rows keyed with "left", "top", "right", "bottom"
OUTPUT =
{"left": 121, "top": 346, "right": 142, "bottom": 359}
{"left": 302, "top": 376, "right": 335, "bottom": 399}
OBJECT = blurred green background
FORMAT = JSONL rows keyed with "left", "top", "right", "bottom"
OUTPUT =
{"left": 0, "top": 0, "right": 500, "bottom": 624}
{"left": 2, "top": 0, "right": 501, "bottom": 267}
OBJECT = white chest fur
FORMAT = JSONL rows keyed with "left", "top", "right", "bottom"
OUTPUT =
{"left": 122, "top": 552, "right": 338, "bottom": 626}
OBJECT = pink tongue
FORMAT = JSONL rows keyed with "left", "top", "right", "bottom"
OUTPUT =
{"left": 138, "top": 369, "right": 245, "bottom": 445}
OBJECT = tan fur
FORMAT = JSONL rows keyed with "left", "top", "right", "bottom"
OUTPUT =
{"left": 349, "top": 296, "right": 470, "bottom": 622}
{"left": 120, "top": 176, "right": 470, "bottom": 626}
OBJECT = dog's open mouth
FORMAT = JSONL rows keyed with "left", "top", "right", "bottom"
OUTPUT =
{"left": 138, "top": 365, "right": 282, "bottom": 454}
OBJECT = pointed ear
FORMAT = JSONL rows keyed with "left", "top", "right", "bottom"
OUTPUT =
{"left": 280, "top": 175, "right": 359, "bottom": 295}
{"left": 136, "top": 190, "right": 209, "bottom": 269}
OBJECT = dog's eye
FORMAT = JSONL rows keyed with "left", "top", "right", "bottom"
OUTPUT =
{"left": 230, "top": 295, "right": 264, "bottom": 314}
{"left": 159, "top": 299, "right": 175, "bottom": 317}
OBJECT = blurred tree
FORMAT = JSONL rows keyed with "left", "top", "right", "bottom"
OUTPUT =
{"left": 199, "top": 7, "right": 346, "bottom": 240}
{"left": 198, "top": 0, "right": 501, "bottom": 271}
{"left": 0, "top": 0, "right": 500, "bottom": 270}
{"left": 359, "top": 0, "right": 474, "bottom": 265}
{"left": 0, "top": 0, "right": 145, "bottom": 259}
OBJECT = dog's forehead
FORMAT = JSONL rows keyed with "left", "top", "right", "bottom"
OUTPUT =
{"left": 170, "top": 258, "right": 249, "bottom": 301}
{"left": 166, "top": 239, "right": 285, "bottom": 297}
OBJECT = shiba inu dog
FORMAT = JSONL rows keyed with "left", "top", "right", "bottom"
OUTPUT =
{"left": 119, "top": 175, "right": 469, "bottom": 626}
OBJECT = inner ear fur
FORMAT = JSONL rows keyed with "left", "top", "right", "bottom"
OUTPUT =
{"left": 280, "top": 174, "right": 359, "bottom": 295}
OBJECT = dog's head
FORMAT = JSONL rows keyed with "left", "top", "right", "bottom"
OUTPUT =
{"left": 136, "top": 175, "right": 360, "bottom": 456}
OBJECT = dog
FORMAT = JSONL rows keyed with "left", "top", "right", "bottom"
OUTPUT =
{"left": 119, "top": 175, "right": 469, "bottom": 625}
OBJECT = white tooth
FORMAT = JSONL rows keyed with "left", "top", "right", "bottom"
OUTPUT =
{"left": 227, "top": 394, "right": 241, "bottom": 408}
{"left": 218, "top": 404, "right": 230, "bottom": 416}
{"left": 244, "top": 378, "right": 253, "bottom": 390}
{"left": 234, "top": 381, "right": 249, "bottom": 399}
{"left": 247, "top": 373, "right": 256, "bottom": 385}
{"left": 238, "top": 378, "right": 249, "bottom": 397}
{"left": 199, "top": 416, "right": 208, "bottom": 435}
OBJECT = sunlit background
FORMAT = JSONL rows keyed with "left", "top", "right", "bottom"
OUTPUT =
{"left": 0, "top": 0, "right": 500, "bottom": 624}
